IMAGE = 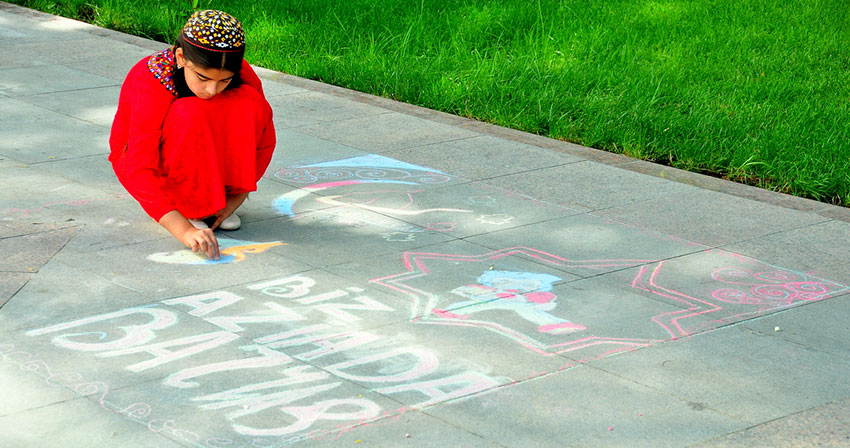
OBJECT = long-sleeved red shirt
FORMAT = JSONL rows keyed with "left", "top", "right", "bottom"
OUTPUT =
{"left": 109, "top": 49, "right": 274, "bottom": 220}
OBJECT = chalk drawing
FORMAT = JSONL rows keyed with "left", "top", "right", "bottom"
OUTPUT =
{"left": 381, "top": 231, "right": 416, "bottom": 242}
{"left": 441, "top": 271, "right": 586, "bottom": 334}
{"left": 467, "top": 195, "right": 498, "bottom": 207}
{"left": 631, "top": 250, "right": 849, "bottom": 337}
{"left": 22, "top": 277, "right": 503, "bottom": 443}
{"left": 273, "top": 154, "right": 453, "bottom": 218}
{"left": 13, "top": 154, "right": 850, "bottom": 444}
{"left": 371, "top": 247, "right": 655, "bottom": 357}
{"left": 275, "top": 155, "right": 451, "bottom": 184}
{"left": 477, "top": 214, "right": 515, "bottom": 225}
{"left": 423, "top": 222, "right": 457, "bottom": 232}
{"left": 147, "top": 238, "right": 284, "bottom": 265}
{"left": 315, "top": 190, "right": 472, "bottom": 216}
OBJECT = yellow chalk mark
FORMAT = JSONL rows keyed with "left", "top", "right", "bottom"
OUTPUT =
{"left": 221, "top": 242, "right": 286, "bottom": 262}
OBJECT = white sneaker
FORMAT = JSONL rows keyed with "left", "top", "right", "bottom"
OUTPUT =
{"left": 189, "top": 219, "right": 209, "bottom": 229}
{"left": 219, "top": 213, "right": 241, "bottom": 230}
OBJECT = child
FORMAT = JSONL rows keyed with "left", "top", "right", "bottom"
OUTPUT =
{"left": 109, "top": 10, "right": 276, "bottom": 260}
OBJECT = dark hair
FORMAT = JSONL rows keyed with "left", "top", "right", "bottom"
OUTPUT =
{"left": 173, "top": 34, "right": 244, "bottom": 97}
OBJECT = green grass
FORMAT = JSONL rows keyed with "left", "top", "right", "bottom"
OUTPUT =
{"left": 11, "top": 0, "right": 850, "bottom": 206}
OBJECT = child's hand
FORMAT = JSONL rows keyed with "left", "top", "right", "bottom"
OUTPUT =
{"left": 181, "top": 227, "right": 220, "bottom": 260}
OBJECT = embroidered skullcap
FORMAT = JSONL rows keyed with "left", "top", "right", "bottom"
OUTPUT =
{"left": 182, "top": 10, "right": 245, "bottom": 52}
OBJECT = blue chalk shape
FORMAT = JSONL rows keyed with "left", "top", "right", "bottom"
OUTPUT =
{"left": 297, "top": 154, "right": 445, "bottom": 174}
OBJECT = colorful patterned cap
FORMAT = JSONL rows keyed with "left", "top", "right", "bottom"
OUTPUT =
{"left": 182, "top": 10, "right": 245, "bottom": 52}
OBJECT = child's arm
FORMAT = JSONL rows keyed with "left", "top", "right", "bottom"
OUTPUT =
{"left": 159, "top": 210, "right": 220, "bottom": 260}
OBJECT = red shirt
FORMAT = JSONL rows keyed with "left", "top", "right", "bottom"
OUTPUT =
{"left": 109, "top": 50, "right": 274, "bottom": 220}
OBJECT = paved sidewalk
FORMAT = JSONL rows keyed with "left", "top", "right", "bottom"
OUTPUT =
{"left": 2, "top": 3, "right": 850, "bottom": 446}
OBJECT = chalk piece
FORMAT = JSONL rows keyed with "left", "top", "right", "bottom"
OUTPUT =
{"left": 405, "top": 433, "right": 411, "bottom": 438}
{"left": 608, "top": 426, "right": 613, "bottom": 431}
{"left": 774, "top": 326, "right": 781, "bottom": 332}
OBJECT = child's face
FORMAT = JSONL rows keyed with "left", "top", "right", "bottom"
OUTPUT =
{"left": 175, "top": 48, "right": 236, "bottom": 100}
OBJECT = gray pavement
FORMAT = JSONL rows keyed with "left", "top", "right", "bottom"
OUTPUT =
{"left": 2, "top": 3, "right": 849, "bottom": 446}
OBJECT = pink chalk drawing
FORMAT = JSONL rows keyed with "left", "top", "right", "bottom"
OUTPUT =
{"left": 371, "top": 247, "right": 849, "bottom": 358}
{"left": 370, "top": 247, "right": 656, "bottom": 357}
{"left": 632, "top": 250, "right": 849, "bottom": 337}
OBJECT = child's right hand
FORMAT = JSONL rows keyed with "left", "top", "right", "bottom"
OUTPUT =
{"left": 158, "top": 210, "right": 221, "bottom": 261}
{"left": 181, "top": 227, "right": 220, "bottom": 260}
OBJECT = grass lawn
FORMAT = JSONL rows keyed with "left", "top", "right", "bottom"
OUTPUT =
{"left": 10, "top": 0, "right": 850, "bottom": 206}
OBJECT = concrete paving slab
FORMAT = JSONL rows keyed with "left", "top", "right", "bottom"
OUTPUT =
{"left": 465, "top": 212, "right": 709, "bottom": 278}
{"left": 483, "top": 160, "right": 699, "bottom": 211}
{"left": 6, "top": 302, "right": 253, "bottom": 395}
{"left": 0, "top": 219, "right": 75, "bottom": 239}
{"left": 268, "top": 90, "right": 393, "bottom": 129}
{"left": 365, "top": 180, "right": 585, "bottom": 238}
{"left": 4, "top": 285, "right": 504, "bottom": 445}
{"left": 0, "top": 259, "right": 147, "bottom": 333}
{"left": 0, "top": 8, "right": 92, "bottom": 46}
{"left": 739, "top": 294, "right": 850, "bottom": 359}
{"left": 94, "top": 374, "right": 406, "bottom": 447}
{"left": 326, "top": 239, "right": 682, "bottom": 361}
{"left": 0, "top": 272, "right": 29, "bottom": 308}
{"left": 390, "top": 135, "right": 584, "bottom": 181}
{"left": 230, "top": 177, "right": 340, "bottom": 226}
{"left": 0, "top": 164, "right": 88, "bottom": 202}
{"left": 5, "top": 36, "right": 147, "bottom": 70}
{"left": 689, "top": 397, "right": 850, "bottom": 448}
{"left": 68, "top": 46, "right": 156, "bottom": 83}
{"left": 0, "top": 226, "right": 76, "bottom": 272}
{"left": 0, "top": 165, "right": 130, "bottom": 226}
{"left": 325, "top": 238, "right": 583, "bottom": 291}
{"left": 0, "top": 151, "right": 25, "bottom": 167}
{"left": 230, "top": 210, "right": 455, "bottom": 269}
{"left": 588, "top": 326, "right": 850, "bottom": 425}
{"left": 9, "top": 194, "right": 159, "bottom": 254}
{"left": 723, "top": 219, "right": 850, "bottom": 284}
{"left": 0, "top": 96, "right": 110, "bottom": 163}
{"left": 599, "top": 188, "right": 833, "bottom": 247}
{"left": 290, "top": 411, "right": 496, "bottom": 448}
{"left": 252, "top": 68, "right": 311, "bottom": 98}
{"left": 31, "top": 152, "right": 124, "bottom": 192}
{"left": 266, "top": 127, "right": 371, "bottom": 174}
{"left": 0, "top": 63, "right": 117, "bottom": 97}
{"left": 296, "top": 111, "right": 480, "bottom": 153}
{"left": 17, "top": 85, "right": 119, "bottom": 128}
{"left": 0, "top": 348, "right": 80, "bottom": 416}
{"left": 426, "top": 364, "right": 744, "bottom": 448}
{"left": 157, "top": 267, "right": 413, "bottom": 342}
{"left": 53, "top": 237, "right": 311, "bottom": 300}
{"left": 0, "top": 396, "right": 187, "bottom": 447}
{"left": 594, "top": 249, "right": 850, "bottom": 338}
